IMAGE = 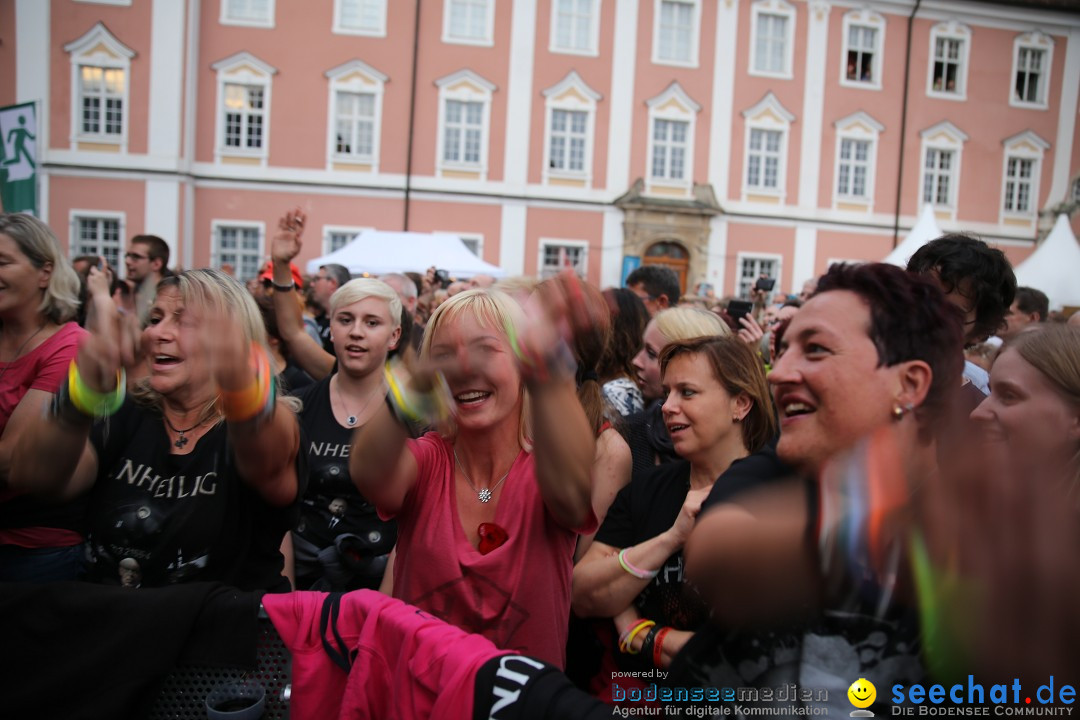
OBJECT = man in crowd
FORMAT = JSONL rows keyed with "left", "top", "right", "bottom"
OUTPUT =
{"left": 310, "top": 263, "right": 351, "bottom": 353}
{"left": 999, "top": 286, "right": 1048, "bottom": 340}
{"left": 626, "top": 265, "right": 681, "bottom": 317}
{"left": 125, "top": 234, "right": 171, "bottom": 322}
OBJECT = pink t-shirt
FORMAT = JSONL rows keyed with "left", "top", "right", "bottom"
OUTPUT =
{"left": 264, "top": 590, "right": 510, "bottom": 720}
{"left": 386, "top": 432, "right": 596, "bottom": 669}
{"left": 0, "top": 322, "right": 86, "bottom": 435}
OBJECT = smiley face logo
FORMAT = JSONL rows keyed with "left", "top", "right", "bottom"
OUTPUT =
{"left": 848, "top": 678, "right": 877, "bottom": 709}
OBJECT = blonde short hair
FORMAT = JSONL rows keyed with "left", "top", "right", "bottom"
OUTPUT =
{"left": 653, "top": 306, "right": 731, "bottom": 345}
{"left": 0, "top": 213, "right": 80, "bottom": 324}
{"left": 420, "top": 288, "right": 531, "bottom": 450}
{"left": 330, "top": 278, "right": 402, "bottom": 328}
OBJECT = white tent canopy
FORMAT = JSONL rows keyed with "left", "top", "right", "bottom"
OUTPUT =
{"left": 305, "top": 230, "right": 506, "bottom": 278}
{"left": 882, "top": 204, "right": 943, "bottom": 267}
{"left": 1014, "top": 214, "right": 1080, "bottom": 310}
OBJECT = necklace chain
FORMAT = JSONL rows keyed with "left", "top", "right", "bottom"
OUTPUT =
{"left": 0, "top": 323, "right": 48, "bottom": 387}
{"left": 454, "top": 448, "right": 511, "bottom": 504}
{"left": 334, "top": 375, "right": 385, "bottom": 428}
{"left": 162, "top": 413, "right": 213, "bottom": 449}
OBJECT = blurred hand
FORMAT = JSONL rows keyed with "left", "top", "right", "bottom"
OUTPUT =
{"left": 669, "top": 487, "right": 709, "bottom": 546}
{"left": 736, "top": 314, "right": 765, "bottom": 347}
{"left": 204, "top": 312, "right": 256, "bottom": 392}
{"left": 78, "top": 283, "right": 137, "bottom": 393}
{"left": 271, "top": 208, "right": 306, "bottom": 265}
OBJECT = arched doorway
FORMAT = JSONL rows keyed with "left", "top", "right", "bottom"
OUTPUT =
{"left": 642, "top": 241, "right": 689, "bottom": 295}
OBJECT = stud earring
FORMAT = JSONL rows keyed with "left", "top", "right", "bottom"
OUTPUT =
{"left": 891, "top": 403, "right": 914, "bottom": 421}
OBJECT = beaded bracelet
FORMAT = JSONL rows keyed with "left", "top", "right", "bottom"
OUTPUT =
{"left": 67, "top": 361, "right": 126, "bottom": 418}
{"left": 618, "top": 547, "right": 659, "bottom": 580}
{"left": 618, "top": 619, "right": 655, "bottom": 655}
{"left": 502, "top": 317, "right": 577, "bottom": 385}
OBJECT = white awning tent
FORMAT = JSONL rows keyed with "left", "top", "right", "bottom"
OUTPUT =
{"left": 1014, "top": 214, "right": 1080, "bottom": 311}
{"left": 882, "top": 204, "right": 943, "bottom": 267}
{"left": 305, "top": 230, "right": 506, "bottom": 279}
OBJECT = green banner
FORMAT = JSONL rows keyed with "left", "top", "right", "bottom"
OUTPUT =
{"left": 0, "top": 101, "right": 38, "bottom": 215}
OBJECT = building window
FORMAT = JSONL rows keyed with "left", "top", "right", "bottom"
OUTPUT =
{"left": 435, "top": 69, "right": 495, "bottom": 178}
{"left": 73, "top": 215, "right": 122, "bottom": 272}
{"left": 223, "top": 84, "right": 265, "bottom": 150}
{"left": 837, "top": 139, "right": 871, "bottom": 199}
{"left": 747, "top": 129, "right": 782, "bottom": 191}
{"left": 832, "top": 111, "right": 884, "bottom": 209}
{"left": 651, "top": 119, "right": 688, "bottom": 182}
{"left": 999, "top": 131, "right": 1049, "bottom": 221}
{"left": 927, "top": 22, "right": 970, "bottom": 99}
{"left": 923, "top": 149, "right": 954, "bottom": 206}
{"left": 540, "top": 241, "right": 587, "bottom": 279}
{"left": 738, "top": 255, "right": 780, "bottom": 300}
{"left": 551, "top": 0, "right": 598, "bottom": 55}
{"left": 654, "top": 0, "right": 699, "bottom": 66}
{"left": 550, "top": 110, "right": 588, "bottom": 173}
{"left": 460, "top": 235, "right": 483, "bottom": 256}
{"left": 444, "top": 0, "right": 494, "bottom": 46}
{"left": 646, "top": 82, "right": 700, "bottom": 192}
{"left": 1011, "top": 33, "right": 1053, "bottom": 109}
{"left": 334, "top": 0, "right": 386, "bottom": 35}
{"left": 64, "top": 23, "right": 134, "bottom": 150}
{"left": 212, "top": 52, "right": 277, "bottom": 163}
{"left": 444, "top": 100, "right": 483, "bottom": 165}
{"left": 214, "top": 224, "right": 262, "bottom": 280}
{"left": 221, "top": 0, "right": 274, "bottom": 27}
{"left": 1072, "top": 177, "right": 1080, "bottom": 204}
{"left": 845, "top": 26, "right": 876, "bottom": 83}
{"left": 328, "top": 231, "right": 354, "bottom": 253}
{"left": 334, "top": 92, "right": 375, "bottom": 158}
{"left": 750, "top": 1, "right": 794, "bottom": 78}
{"left": 1003, "top": 156, "right": 1035, "bottom": 214}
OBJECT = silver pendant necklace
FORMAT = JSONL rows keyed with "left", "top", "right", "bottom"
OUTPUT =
{"left": 334, "top": 375, "right": 384, "bottom": 428}
{"left": 454, "top": 448, "right": 511, "bottom": 503}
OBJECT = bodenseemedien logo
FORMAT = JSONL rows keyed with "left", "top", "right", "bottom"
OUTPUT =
{"left": 891, "top": 676, "right": 1075, "bottom": 716}
{"left": 849, "top": 678, "right": 877, "bottom": 717}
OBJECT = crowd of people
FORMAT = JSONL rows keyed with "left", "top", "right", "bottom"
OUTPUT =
{"left": 1, "top": 208, "right": 1078, "bottom": 714}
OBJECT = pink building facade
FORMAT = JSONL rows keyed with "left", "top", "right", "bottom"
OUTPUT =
{"left": 4, "top": 0, "right": 1080, "bottom": 297}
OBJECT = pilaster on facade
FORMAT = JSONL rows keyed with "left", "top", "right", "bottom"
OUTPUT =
{"left": 798, "top": 0, "right": 831, "bottom": 210}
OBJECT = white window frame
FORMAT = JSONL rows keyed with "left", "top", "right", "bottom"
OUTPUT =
{"left": 918, "top": 121, "right": 968, "bottom": 220}
{"left": 211, "top": 220, "right": 265, "bottom": 280}
{"left": 652, "top": 0, "right": 701, "bottom": 68}
{"left": 645, "top": 82, "right": 700, "bottom": 193}
{"left": 324, "top": 60, "right": 387, "bottom": 171}
{"left": 832, "top": 111, "right": 884, "bottom": 210}
{"left": 64, "top": 23, "right": 134, "bottom": 150}
{"left": 1072, "top": 176, "right": 1080, "bottom": 204}
{"left": 749, "top": 0, "right": 795, "bottom": 80}
{"left": 538, "top": 239, "right": 589, "bottom": 280}
{"left": 736, "top": 252, "right": 783, "bottom": 300}
{"left": 1009, "top": 31, "right": 1053, "bottom": 110}
{"left": 333, "top": 0, "right": 387, "bottom": 36}
{"left": 457, "top": 233, "right": 485, "bottom": 258}
{"left": 926, "top": 21, "right": 971, "bottom": 101}
{"left": 69, "top": 210, "right": 125, "bottom": 274}
{"left": 212, "top": 52, "right": 277, "bottom": 165}
{"left": 435, "top": 69, "right": 496, "bottom": 179}
{"left": 220, "top": 0, "right": 276, "bottom": 28}
{"left": 840, "top": 9, "right": 885, "bottom": 90}
{"left": 542, "top": 71, "right": 601, "bottom": 186}
{"left": 741, "top": 92, "right": 794, "bottom": 201}
{"left": 549, "top": 0, "right": 601, "bottom": 57}
{"left": 999, "top": 130, "right": 1050, "bottom": 223}
{"left": 442, "top": 0, "right": 495, "bottom": 47}
{"left": 322, "top": 225, "right": 372, "bottom": 255}
{"left": 73, "top": 0, "right": 132, "bottom": 6}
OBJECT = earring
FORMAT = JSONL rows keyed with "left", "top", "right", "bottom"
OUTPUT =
{"left": 732, "top": 415, "right": 742, "bottom": 423}
{"left": 891, "top": 403, "right": 914, "bottom": 421}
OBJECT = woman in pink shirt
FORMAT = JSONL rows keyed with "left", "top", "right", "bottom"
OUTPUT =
{"left": 351, "top": 284, "right": 598, "bottom": 668}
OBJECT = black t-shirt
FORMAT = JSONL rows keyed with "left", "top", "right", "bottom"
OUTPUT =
{"left": 86, "top": 400, "right": 302, "bottom": 591}
{"left": 701, "top": 442, "right": 792, "bottom": 511}
{"left": 290, "top": 375, "right": 396, "bottom": 553}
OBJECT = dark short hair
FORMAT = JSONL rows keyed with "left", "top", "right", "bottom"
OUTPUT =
{"left": 1014, "top": 286, "right": 1049, "bottom": 323}
{"left": 658, "top": 335, "right": 776, "bottom": 453}
{"left": 816, "top": 262, "right": 964, "bottom": 425}
{"left": 598, "top": 288, "right": 649, "bottom": 382}
{"left": 626, "top": 266, "right": 681, "bottom": 306}
{"left": 131, "top": 234, "right": 170, "bottom": 268}
{"left": 907, "top": 233, "right": 1016, "bottom": 342}
{"left": 320, "top": 263, "right": 352, "bottom": 289}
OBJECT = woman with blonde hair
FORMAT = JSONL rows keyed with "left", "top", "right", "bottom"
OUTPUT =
{"left": 9, "top": 269, "right": 303, "bottom": 590}
{"left": 350, "top": 280, "right": 599, "bottom": 667}
{"left": 290, "top": 278, "right": 402, "bottom": 590}
{"left": 624, "top": 306, "right": 730, "bottom": 472}
{"left": 0, "top": 213, "right": 86, "bottom": 581}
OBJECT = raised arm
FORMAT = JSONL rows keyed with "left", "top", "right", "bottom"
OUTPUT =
{"left": 270, "top": 209, "right": 335, "bottom": 380}
{"left": 349, "top": 362, "right": 418, "bottom": 517}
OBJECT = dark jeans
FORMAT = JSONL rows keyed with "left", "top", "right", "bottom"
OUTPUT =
{"left": 0, "top": 543, "right": 86, "bottom": 582}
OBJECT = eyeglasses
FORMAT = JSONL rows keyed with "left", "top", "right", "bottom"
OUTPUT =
{"left": 313, "top": 275, "right": 330, "bottom": 283}
{"left": 125, "top": 252, "right": 148, "bottom": 261}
